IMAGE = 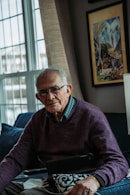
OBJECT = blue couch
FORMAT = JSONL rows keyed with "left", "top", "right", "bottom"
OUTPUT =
{"left": 0, "top": 112, "right": 34, "bottom": 163}
{"left": 98, "top": 113, "right": 130, "bottom": 194}
{"left": 0, "top": 112, "right": 130, "bottom": 194}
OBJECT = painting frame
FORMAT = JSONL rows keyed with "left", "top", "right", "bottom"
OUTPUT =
{"left": 86, "top": 1, "right": 129, "bottom": 86}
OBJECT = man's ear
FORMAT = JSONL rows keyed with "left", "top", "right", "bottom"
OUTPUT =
{"left": 36, "top": 93, "right": 44, "bottom": 104}
{"left": 36, "top": 93, "right": 41, "bottom": 101}
{"left": 67, "top": 84, "right": 73, "bottom": 94}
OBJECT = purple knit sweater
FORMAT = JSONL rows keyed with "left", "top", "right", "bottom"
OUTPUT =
{"left": 0, "top": 98, "right": 128, "bottom": 191}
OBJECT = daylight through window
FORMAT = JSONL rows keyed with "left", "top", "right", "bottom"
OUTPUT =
{"left": 0, "top": 0, "right": 48, "bottom": 125}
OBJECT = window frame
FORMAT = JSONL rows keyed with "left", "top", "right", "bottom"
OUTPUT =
{"left": 0, "top": 0, "right": 47, "bottom": 125}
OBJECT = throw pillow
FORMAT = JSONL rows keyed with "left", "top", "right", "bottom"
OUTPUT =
{"left": 13, "top": 112, "right": 34, "bottom": 128}
{"left": 52, "top": 173, "right": 89, "bottom": 192}
{"left": 0, "top": 123, "right": 23, "bottom": 161}
{"left": 42, "top": 174, "right": 100, "bottom": 195}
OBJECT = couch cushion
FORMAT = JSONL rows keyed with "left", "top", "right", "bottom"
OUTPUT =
{"left": 0, "top": 123, "right": 23, "bottom": 161}
{"left": 104, "top": 113, "right": 130, "bottom": 152}
{"left": 13, "top": 112, "right": 34, "bottom": 128}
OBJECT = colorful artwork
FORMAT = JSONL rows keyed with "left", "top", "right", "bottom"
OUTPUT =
{"left": 93, "top": 17, "right": 123, "bottom": 82}
{"left": 87, "top": 3, "right": 128, "bottom": 86}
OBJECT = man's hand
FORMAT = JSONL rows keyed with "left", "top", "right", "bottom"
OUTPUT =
{"left": 65, "top": 175, "right": 100, "bottom": 195}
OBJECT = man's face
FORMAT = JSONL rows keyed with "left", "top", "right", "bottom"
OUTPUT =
{"left": 36, "top": 72, "right": 72, "bottom": 114}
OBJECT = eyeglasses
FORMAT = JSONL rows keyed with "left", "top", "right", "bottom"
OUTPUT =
{"left": 38, "top": 85, "right": 66, "bottom": 97}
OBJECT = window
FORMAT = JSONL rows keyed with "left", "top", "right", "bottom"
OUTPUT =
{"left": 0, "top": 0, "right": 48, "bottom": 125}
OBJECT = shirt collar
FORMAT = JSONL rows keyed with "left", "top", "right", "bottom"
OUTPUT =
{"left": 63, "top": 96, "right": 76, "bottom": 120}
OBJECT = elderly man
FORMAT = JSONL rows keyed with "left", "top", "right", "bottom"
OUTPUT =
{"left": 0, "top": 67, "right": 128, "bottom": 195}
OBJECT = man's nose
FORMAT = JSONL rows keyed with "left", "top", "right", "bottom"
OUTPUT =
{"left": 46, "top": 91, "right": 55, "bottom": 99}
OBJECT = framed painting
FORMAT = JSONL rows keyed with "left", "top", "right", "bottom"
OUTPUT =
{"left": 86, "top": 1, "right": 129, "bottom": 86}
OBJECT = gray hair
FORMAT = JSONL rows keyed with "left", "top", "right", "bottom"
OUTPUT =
{"left": 36, "top": 67, "right": 68, "bottom": 88}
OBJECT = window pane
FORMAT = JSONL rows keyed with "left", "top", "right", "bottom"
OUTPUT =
{"left": 33, "top": 0, "right": 39, "bottom": 9}
{"left": 11, "top": 17, "right": 20, "bottom": 45}
{"left": 10, "top": 16, "right": 24, "bottom": 45}
{"left": 2, "top": 77, "right": 27, "bottom": 124}
{"left": 4, "top": 19, "right": 12, "bottom": 46}
{"left": 16, "top": 0, "right": 22, "bottom": 13}
{"left": 1, "top": 0, "right": 9, "bottom": 19}
{"left": 20, "top": 44, "right": 27, "bottom": 70}
{"left": 0, "top": 22, "right": 4, "bottom": 48}
{"left": 0, "top": 4, "right": 2, "bottom": 19}
{"left": 0, "top": 0, "right": 27, "bottom": 74}
{"left": 9, "top": 0, "right": 17, "bottom": 16}
{"left": 37, "top": 40, "right": 48, "bottom": 69}
{"left": 18, "top": 15, "right": 25, "bottom": 43}
{"left": 35, "top": 9, "right": 44, "bottom": 40}
{"left": 9, "top": 0, "right": 22, "bottom": 16}
{"left": 32, "top": 2, "right": 48, "bottom": 70}
{"left": 0, "top": 45, "right": 27, "bottom": 74}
